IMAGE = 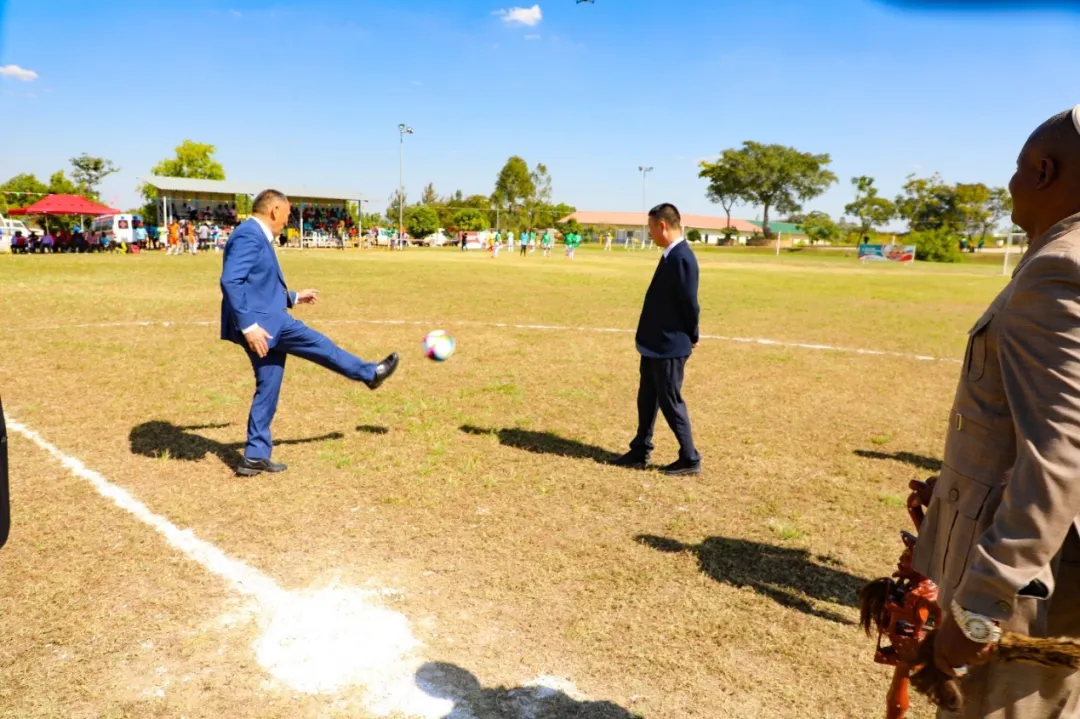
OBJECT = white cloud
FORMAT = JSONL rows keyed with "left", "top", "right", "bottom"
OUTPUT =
{"left": 524, "top": 33, "right": 541, "bottom": 40}
{"left": 494, "top": 4, "right": 542, "bottom": 27}
{"left": 230, "top": 9, "right": 242, "bottom": 16}
{"left": 0, "top": 65, "right": 39, "bottom": 82}
{"left": 411, "top": 80, "right": 422, "bottom": 86}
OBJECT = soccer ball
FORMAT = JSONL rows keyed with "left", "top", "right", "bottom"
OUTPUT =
{"left": 423, "top": 330, "right": 455, "bottom": 361}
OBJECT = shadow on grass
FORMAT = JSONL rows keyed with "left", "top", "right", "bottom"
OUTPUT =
{"left": 635, "top": 534, "right": 866, "bottom": 625}
{"left": 129, "top": 421, "right": 344, "bottom": 470}
{"left": 416, "top": 661, "right": 642, "bottom": 719}
{"left": 854, "top": 449, "right": 942, "bottom": 472}
{"left": 460, "top": 425, "right": 619, "bottom": 464}
{"left": 356, "top": 424, "right": 390, "bottom": 435}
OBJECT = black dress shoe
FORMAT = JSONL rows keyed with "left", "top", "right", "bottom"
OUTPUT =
{"left": 611, "top": 451, "right": 650, "bottom": 470}
{"left": 236, "top": 456, "right": 288, "bottom": 476}
{"left": 366, "top": 353, "right": 400, "bottom": 390}
{"left": 662, "top": 458, "right": 702, "bottom": 477}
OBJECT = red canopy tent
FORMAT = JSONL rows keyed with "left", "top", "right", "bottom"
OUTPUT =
{"left": 8, "top": 194, "right": 121, "bottom": 216}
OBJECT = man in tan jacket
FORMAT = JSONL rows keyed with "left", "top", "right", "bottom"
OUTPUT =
{"left": 912, "top": 105, "right": 1080, "bottom": 717}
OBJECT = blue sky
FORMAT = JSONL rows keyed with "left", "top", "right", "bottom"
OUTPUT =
{"left": 1, "top": 0, "right": 1079, "bottom": 222}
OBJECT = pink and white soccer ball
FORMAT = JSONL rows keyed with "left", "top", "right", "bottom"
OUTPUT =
{"left": 423, "top": 330, "right": 455, "bottom": 361}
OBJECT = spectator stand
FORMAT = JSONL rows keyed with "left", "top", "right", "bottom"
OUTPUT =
{"left": 139, "top": 177, "right": 369, "bottom": 250}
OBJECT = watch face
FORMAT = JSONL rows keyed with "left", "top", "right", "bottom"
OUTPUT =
{"left": 965, "top": 618, "right": 992, "bottom": 642}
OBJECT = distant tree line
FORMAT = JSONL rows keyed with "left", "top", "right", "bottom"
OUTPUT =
{"left": 385, "top": 155, "right": 579, "bottom": 240}
{"left": 0, "top": 153, "right": 120, "bottom": 232}
{"left": 698, "top": 141, "right": 1013, "bottom": 261}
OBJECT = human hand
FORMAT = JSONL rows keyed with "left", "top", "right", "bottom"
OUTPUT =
{"left": 933, "top": 611, "right": 994, "bottom": 677}
{"left": 296, "top": 289, "right": 319, "bottom": 305}
{"left": 244, "top": 326, "right": 274, "bottom": 358}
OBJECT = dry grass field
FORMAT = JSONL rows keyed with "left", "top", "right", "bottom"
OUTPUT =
{"left": 0, "top": 245, "right": 1010, "bottom": 718}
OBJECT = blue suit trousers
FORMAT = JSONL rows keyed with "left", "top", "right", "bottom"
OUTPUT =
{"left": 244, "top": 317, "right": 378, "bottom": 459}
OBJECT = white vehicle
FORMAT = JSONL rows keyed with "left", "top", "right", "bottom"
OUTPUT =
{"left": 419, "top": 229, "right": 450, "bottom": 247}
{"left": 90, "top": 214, "right": 138, "bottom": 247}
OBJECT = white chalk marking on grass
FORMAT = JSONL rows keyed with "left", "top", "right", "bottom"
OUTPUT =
{"left": 4, "top": 416, "right": 452, "bottom": 717}
{"left": 0, "top": 316, "right": 961, "bottom": 363}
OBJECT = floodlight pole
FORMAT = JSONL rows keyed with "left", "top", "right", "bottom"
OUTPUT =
{"left": 397, "top": 124, "right": 413, "bottom": 251}
{"left": 638, "top": 166, "right": 653, "bottom": 251}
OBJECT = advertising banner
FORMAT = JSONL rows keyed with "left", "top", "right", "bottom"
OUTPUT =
{"left": 859, "top": 243, "right": 915, "bottom": 263}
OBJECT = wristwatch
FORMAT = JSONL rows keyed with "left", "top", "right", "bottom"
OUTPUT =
{"left": 951, "top": 600, "right": 1003, "bottom": 644}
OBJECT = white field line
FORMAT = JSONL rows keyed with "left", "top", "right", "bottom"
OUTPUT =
{"left": 4, "top": 417, "right": 591, "bottom": 717}
{"left": 0, "top": 317, "right": 962, "bottom": 364}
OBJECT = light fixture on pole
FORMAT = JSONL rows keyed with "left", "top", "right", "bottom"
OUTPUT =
{"left": 638, "top": 166, "right": 653, "bottom": 250}
{"left": 397, "top": 123, "right": 414, "bottom": 250}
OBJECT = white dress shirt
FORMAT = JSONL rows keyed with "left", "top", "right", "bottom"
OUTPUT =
{"left": 241, "top": 218, "right": 278, "bottom": 335}
{"left": 662, "top": 235, "right": 684, "bottom": 259}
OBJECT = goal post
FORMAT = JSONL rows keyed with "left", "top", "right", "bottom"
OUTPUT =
{"left": 1002, "top": 232, "right": 1026, "bottom": 276}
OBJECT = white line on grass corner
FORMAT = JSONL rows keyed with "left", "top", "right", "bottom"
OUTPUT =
{"left": 5, "top": 416, "right": 597, "bottom": 717}
{"left": 1, "top": 318, "right": 962, "bottom": 364}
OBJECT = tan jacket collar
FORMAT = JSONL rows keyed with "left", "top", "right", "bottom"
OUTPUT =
{"left": 1013, "top": 210, "right": 1080, "bottom": 276}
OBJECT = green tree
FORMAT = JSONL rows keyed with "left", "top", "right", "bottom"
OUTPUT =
{"left": 526, "top": 162, "right": 552, "bottom": 227}
{"left": 895, "top": 173, "right": 960, "bottom": 233}
{"left": 954, "top": 183, "right": 1012, "bottom": 247}
{"left": 421, "top": 182, "right": 439, "bottom": 205}
{"left": 801, "top": 211, "right": 840, "bottom": 245}
{"left": 463, "top": 194, "right": 493, "bottom": 210}
{"left": 698, "top": 159, "right": 748, "bottom": 228}
{"left": 139, "top": 140, "right": 226, "bottom": 223}
{"left": 405, "top": 205, "right": 439, "bottom": 239}
{"left": 708, "top": 141, "right": 837, "bottom": 238}
{"left": 954, "top": 183, "right": 992, "bottom": 246}
{"left": 69, "top": 153, "right": 119, "bottom": 201}
{"left": 451, "top": 208, "right": 488, "bottom": 231}
{"left": 48, "top": 170, "right": 80, "bottom": 195}
{"left": 361, "top": 212, "right": 384, "bottom": 229}
{"left": 150, "top": 140, "right": 226, "bottom": 180}
{"left": 0, "top": 173, "right": 49, "bottom": 214}
{"left": 836, "top": 216, "right": 861, "bottom": 244}
{"left": 911, "top": 227, "right": 962, "bottom": 263}
{"left": 386, "top": 188, "right": 408, "bottom": 227}
{"left": 844, "top": 176, "right": 896, "bottom": 240}
{"left": 493, "top": 156, "right": 535, "bottom": 229}
{"left": 984, "top": 188, "right": 1013, "bottom": 243}
{"left": 686, "top": 228, "right": 702, "bottom": 243}
{"left": 556, "top": 217, "right": 582, "bottom": 239}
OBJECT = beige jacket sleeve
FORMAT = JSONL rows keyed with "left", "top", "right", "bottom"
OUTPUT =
{"left": 955, "top": 252, "right": 1080, "bottom": 621}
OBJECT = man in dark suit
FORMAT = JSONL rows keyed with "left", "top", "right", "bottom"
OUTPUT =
{"left": 220, "top": 189, "right": 399, "bottom": 477}
{"left": 613, "top": 203, "right": 702, "bottom": 476}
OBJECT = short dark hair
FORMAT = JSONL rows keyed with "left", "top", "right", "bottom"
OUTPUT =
{"left": 648, "top": 203, "right": 681, "bottom": 229}
{"left": 252, "top": 189, "right": 289, "bottom": 214}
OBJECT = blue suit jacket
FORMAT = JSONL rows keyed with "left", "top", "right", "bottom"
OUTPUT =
{"left": 219, "top": 218, "right": 297, "bottom": 347}
{"left": 634, "top": 240, "right": 700, "bottom": 359}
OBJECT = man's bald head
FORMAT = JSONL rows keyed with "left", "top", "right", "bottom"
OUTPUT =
{"left": 1009, "top": 106, "right": 1080, "bottom": 238}
{"left": 1025, "top": 108, "right": 1080, "bottom": 161}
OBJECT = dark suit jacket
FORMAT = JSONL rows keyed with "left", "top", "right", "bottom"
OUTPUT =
{"left": 219, "top": 218, "right": 297, "bottom": 347}
{"left": 634, "top": 240, "right": 700, "bottom": 359}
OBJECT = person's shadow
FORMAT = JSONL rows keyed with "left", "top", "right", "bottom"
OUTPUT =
{"left": 635, "top": 534, "right": 867, "bottom": 625}
{"left": 854, "top": 449, "right": 942, "bottom": 472}
{"left": 416, "top": 662, "right": 642, "bottom": 719}
{"left": 460, "top": 425, "right": 619, "bottom": 464}
{"left": 128, "top": 420, "right": 345, "bottom": 470}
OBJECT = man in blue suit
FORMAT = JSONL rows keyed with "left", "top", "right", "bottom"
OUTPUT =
{"left": 612, "top": 203, "right": 702, "bottom": 476}
{"left": 221, "top": 189, "right": 399, "bottom": 476}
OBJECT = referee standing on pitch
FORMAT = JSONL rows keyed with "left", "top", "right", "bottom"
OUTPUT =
{"left": 612, "top": 203, "right": 702, "bottom": 476}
